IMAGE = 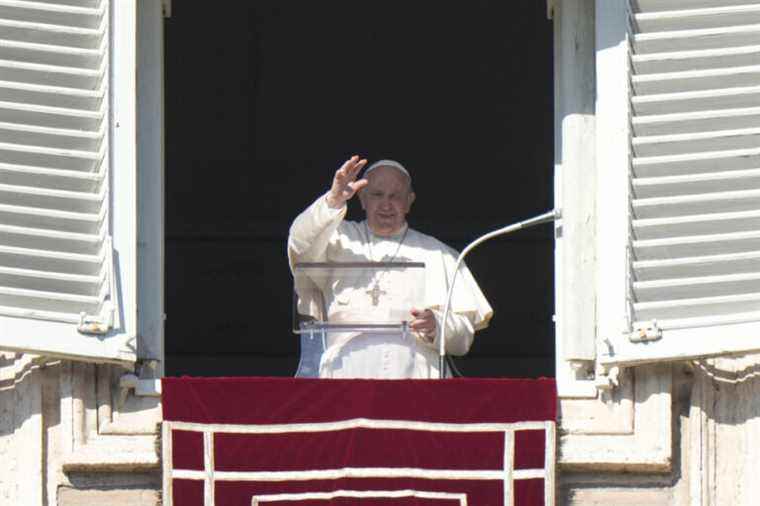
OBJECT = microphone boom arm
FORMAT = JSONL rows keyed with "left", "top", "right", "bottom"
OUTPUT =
{"left": 438, "top": 209, "right": 561, "bottom": 378}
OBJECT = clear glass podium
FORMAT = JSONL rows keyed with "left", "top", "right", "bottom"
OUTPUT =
{"left": 292, "top": 262, "right": 425, "bottom": 377}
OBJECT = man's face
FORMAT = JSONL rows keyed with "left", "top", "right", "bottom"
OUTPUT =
{"left": 359, "top": 166, "right": 415, "bottom": 237}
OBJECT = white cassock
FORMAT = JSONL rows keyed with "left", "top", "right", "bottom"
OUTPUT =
{"left": 288, "top": 193, "right": 493, "bottom": 379}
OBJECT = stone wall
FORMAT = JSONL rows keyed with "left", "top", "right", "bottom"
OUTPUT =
{"left": 561, "top": 356, "right": 760, "bottom": 505}
{"left": 4, "top": 353, "right": 760, "bottom": 505}
{"left": 0, "top": 354, "right": 161, "bottom": 506}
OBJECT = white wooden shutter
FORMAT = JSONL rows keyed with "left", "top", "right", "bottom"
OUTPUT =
{"left": 0, "top": 0, "right": 137, "bottom": 363}
{"left": 600, "top": 0, "right": 760, "bottom": 366}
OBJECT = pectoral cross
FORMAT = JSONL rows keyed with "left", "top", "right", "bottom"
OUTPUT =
{"left": 366, "top": 282, "right": 387, "bottom": 306}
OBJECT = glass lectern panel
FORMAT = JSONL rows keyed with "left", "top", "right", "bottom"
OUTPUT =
{"left": 292, "top": 262, "right": 425, "bottom": 377}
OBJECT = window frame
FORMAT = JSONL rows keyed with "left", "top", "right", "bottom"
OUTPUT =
{"left": 553, "top": 0, "right": 673, "bottom": 471}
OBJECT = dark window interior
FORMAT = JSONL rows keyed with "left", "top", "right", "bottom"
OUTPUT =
{"left": 164, "top": 1, "right": 555, "bottom": 378}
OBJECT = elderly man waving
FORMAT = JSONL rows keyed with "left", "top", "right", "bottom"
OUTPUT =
{"left": 288, "top": 156, "right": 492, "bottom": 378}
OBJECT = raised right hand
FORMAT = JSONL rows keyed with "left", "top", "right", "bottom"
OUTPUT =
{"left": 326, "top": 155, "right": 368, "bottom": 209}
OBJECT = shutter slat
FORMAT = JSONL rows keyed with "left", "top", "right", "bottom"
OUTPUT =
{"left": 637, "top": 1, "right": 760, "bottom": 13}
{"left": 0, "top": 183, "right": 104, "bottom": 213}
{"left": 633, "top": 209, "right": 760, "bottom": 240}
{"left": 0, "top": 142, "right": 102, "bottom": 171}
{"left": 634, "top": 23, "right": 760, "bottom": 53}
{"left": 0, "top": 38, "right": 102, "bottom": 68}
{"left": 0, "top": 303, "right": 79, "bottom": 322}
{"left": 632, "top": 44, "right": 760, "bottom": 74}
{"left": 0, "top": 80, "right": 103, "bottom": 110}
{"left": 635, "top": 5, "right": 760, "bottom": 32}
{"left": 0, "top": 1, "right": 103, "bottom": 29}
{"left": 0, "top": 265, "right": 101, "bottom": 295}
{"left": 633, "top": 169, "right": 760, "bottom": 198}
{"left": 633, "top": 147, "right": 760, "bottom": 177}
{"left": 0, "top": 244, "right": 100, "bottom": 274}
{"left": 633, "top": 127, "right": 760, "bottom": 157}
{"left": 0, "top": 223, "right": 101, "bottom": 254}
{"left": 0, "top": 18, "right": 102, "bottom": 48}
{"left": 632, "top": 86, "right": 760, "bottom": 115}
{"left": 28, "top": 0, "right": 100, "bottom": 8}
{"left": 0, "top": 121, "right": 103, "bottom": 151}
{"left": 0, "top": 202, "right": 102, "bottom": 234}
{"left": 633, "top": 188, "right": 760, "bottom": 218}
{"left": 633, "top": 107, "right": 760, "bottom": 136}
{"left": 0, "top": 285, "right": 101, "bottom": 314}
{"left": 634, "top": 272, "right": 760, "bottom": 301}
{"left": 0, "top": 59, "right": 102, "bottom": 89}
{"left": 635, "top": 231, "right": 760, "bottom": 260}
{"left": 0, "top": 162, "right": 102, "bottom": 192}
{"left": 0, "top": 100, "right": 102, "bottom": 129}
{"left": 635, "top": 251, "right": 760, "bottom": 280}
{"left": 0, "top": 0, "right": 102, "bottom": 14}
{"left": 633, "top": 293, "right": 760, "bottom": 321}
{"left": 632, "top": 65, "right": 760, "bottom": 94}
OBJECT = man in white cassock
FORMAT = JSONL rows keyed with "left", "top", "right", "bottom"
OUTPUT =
{"left": 288, "top": 156, "right": 493, "bottom": 379}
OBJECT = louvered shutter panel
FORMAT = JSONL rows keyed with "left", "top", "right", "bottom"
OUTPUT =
{"left": 601, "top": 0, "right": 760, "bottom": 366}
{"left": 0, "top": 0, "right": 137, "bottom": 363}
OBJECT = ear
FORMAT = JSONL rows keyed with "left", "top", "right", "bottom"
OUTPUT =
{"left": 358, "top": 187, "right": 367, "bottom": 210}
{"left": 406, "top": 191, "right": 416, "bottom": 212}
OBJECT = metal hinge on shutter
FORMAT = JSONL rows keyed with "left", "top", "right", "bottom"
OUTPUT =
{"left": 77, "top": 235, "right": 116, "bottom": 335}
{"left": 629, "top": 320, "right": 662, "bottom": 342}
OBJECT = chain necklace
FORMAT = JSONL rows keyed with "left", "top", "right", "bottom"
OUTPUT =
{"left": 364, "top": 222, "right": 408, "bottom": 306}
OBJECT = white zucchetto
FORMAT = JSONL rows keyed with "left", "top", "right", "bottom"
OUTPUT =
{"left": 363, "top": 159, "right": 411, "bottom": 182}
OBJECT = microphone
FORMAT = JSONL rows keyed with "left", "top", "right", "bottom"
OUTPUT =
{"left": 438, "top": 209, "right": 561, "bottom": 378}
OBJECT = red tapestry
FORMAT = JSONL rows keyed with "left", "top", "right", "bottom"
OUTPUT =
{"left": 162, "top": 377, "right": 557, "bottom": 506}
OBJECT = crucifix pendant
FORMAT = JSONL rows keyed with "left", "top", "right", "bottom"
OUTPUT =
{"left": 366, "top": 282, "right": 387, "bottom": 306}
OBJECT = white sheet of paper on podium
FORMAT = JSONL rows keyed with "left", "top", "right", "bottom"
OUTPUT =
{"left": 292, "top": 262, "right": 425, "bottom": 377}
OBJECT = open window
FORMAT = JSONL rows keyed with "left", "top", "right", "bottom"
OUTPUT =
{"left": 0, "top": 0, "right": 139, "bottom": 363}
{"left": 162, "top": 2, "right": 555, "bottom": 379}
